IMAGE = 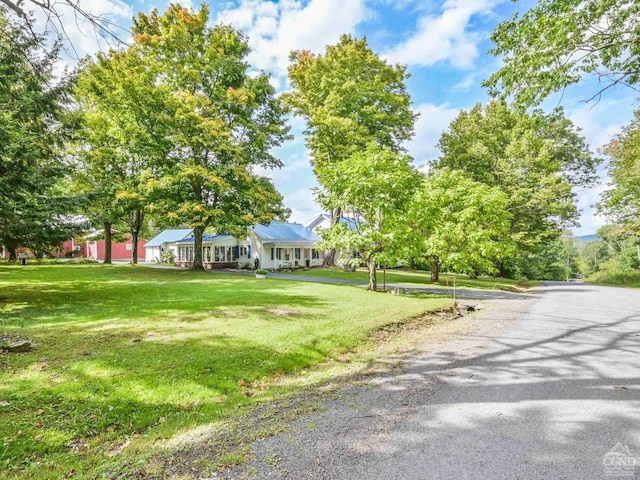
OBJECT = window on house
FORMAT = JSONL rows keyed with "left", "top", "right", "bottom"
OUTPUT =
{"left": 276, "top": 248, "right": 282, "bottom": 260}
{"left": 239, "top": 246, "right": 248, "bottom": 258}
{"left": 214, "top": 246, "right": 222, "bottom": 262}
{"left": 294, "top": 248, "right": 300, "bottom": 260}
{"left": 311, "top": 249, "right": 321, "bottom": 260}
{"left": 226, "top": 246, "right": 236, "bottom": 261}
{"left": 271, "top": 247, "right": 274, "bottom": 260}
{"left": 203, "top": 246, "right": 211, "bottom": 262}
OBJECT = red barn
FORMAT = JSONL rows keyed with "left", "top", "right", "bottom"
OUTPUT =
{"left": 82, "top": 230, "right": 147, "bottom": 262}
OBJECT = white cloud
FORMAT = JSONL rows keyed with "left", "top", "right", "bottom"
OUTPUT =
{"left": 573, "top": 183, "right": 609, "bottom": 236}
{"left": 407, "top": 102, "right": 461, "bottom": 166}
{"left": 452, "top": 72, "right": 477, "bottom": 91}
{"left": 567, "top": 99, "right": 630, "bottom": 152}
{"left": 216, "top": 0, "right": 370, "bottom": 84}
{"left": 285, "top": 186, "right": 321, "bottom": 223}
{"left": 383, "top": 0, "right": 496, "bottom": 69}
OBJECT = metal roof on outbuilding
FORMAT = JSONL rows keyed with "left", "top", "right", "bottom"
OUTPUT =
{"left": 176, "top": 234, "right": 234, "bottom": 244}
{"left": 146, "top": 229, "right": 193, "bottom": 247}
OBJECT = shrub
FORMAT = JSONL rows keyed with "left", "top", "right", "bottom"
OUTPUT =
{"left": 255, "top": 269, "right": 268, "bottom": 275}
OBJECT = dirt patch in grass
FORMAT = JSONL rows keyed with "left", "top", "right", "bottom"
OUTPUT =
{"left": 266, "top": 308, "right": 302, "bottom": 317}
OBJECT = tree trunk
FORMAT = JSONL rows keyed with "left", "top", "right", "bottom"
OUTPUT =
{"left": 323, "top": 207, "right": 342, "bottom": 267}
{"left": 410, "top": 256, "right": 416, "bottom": 270}
{"left": 104, "top": 222, "right": 112, "bottom": 264}
{"left": 367, "top": 258, "right": 377, "bottom": 291}
{"left": 192, "top": 226, "right": 204, "bottom": 270}
{"left": 129, "top": 209, "right": 144, "bottom": 264}
{"left": 430, "top": 258, "right": 440, "bottom": 283}
{"left": 497, "top": 260, "right": 506, "bottom": 278}
{"left": 7, "top": 243, "right": 17, "bottom": 262}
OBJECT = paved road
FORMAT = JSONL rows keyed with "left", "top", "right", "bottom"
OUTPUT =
{"left": 213, "top": 268, "right": 534, "bottom": 301}
{"left": 223, "top": 282, "right": 640, "bottom": 480}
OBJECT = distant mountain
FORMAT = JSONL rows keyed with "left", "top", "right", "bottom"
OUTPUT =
{"left": 578, "top": 234, "right": 599, "bottom": 243}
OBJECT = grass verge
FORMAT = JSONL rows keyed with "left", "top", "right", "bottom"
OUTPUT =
{"left": 286, "top": 267, "right": 538, "bottom": 292}
{"left": 585, "top": 271, "right": 640, "bottom": 289}
{"left": 0, "top": 264, "right": 450, "bottom": 478}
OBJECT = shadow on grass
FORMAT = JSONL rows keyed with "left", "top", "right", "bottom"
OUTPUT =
{"left": 0, "top": 265, "right": 327, "bottom": 327}
{"left": 1, "top": 330, "right": 339, "bottom": 478}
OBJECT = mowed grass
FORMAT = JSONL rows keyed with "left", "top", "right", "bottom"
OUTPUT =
{"left": 0, "top": 265, "right": 449, "bottom": 478}
{"left": 288, "top": 267, "right": 537, "bottom": 291}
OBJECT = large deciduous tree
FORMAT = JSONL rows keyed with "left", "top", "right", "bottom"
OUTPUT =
{"left": 127, "top": 4, "right": 289, "bottom": 269}
{"left": 317, "top": 144, "right": 420, "bottom": 291}
{"left": 73, "top": 46, "right": 173, "bottom": 264}
{"left": 0, "top": 8, "right": 77, "bottom": 259}
{"left": 287, "top": 35, "right": 416, "bottom": 265}
{"left": 433, "top": 101, "right": 598, "bottom": 276}
{"left": 403, "top": 169, "right": 513, "bottom": 282}
{"left": 484, "top": 0, "right": 639, "bottom": 106}
{"left": 598, "top": 109, "right": 640, "bottom": 237}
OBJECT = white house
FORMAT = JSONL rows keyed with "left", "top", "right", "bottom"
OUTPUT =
{"left": 145, "top": 228, "right": 193, "bottom": 262}
{"left": 175, "top": 234, "right": 252, "bottom": 269}
{"left": 305, "top": 213, "right": 332, "bottom": 231}
{"left": 249, "top": 222, "right": 323, "bottom": 270}
{"left": 155, "top": 222, "right": 323, "bottom": 270}
{"left": 304, "top": 213, "right": 360, "bottom": 267}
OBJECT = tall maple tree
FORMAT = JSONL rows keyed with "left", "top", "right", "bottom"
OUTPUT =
{"left": 286, "top": 35, "right": 415, "bottom": 265}
{"left": 129, "top": 4, "right": 290, "bottom": 269}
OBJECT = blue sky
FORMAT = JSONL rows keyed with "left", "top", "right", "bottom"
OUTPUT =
{"left": 40, "top": 0, "right": 638, "bottom": 235}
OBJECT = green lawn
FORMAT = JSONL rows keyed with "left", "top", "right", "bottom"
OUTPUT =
{"left": 0, "top": 265, "right": 449, "bottom": 478}
{"left": 288, "top": 267, "right": 537, "bottom": 291}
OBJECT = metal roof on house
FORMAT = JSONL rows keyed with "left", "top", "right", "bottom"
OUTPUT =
{"left": 177, "top": 234, "right": 234, "bottom": 244}
{"left": 305, "top": 214, "right": 358, "bottom": 232}
{"left": 146, "top": 229, "right": 193, "bottom": 247}
{"left": 253, "top": 222, "right": 320, "bottom": 243}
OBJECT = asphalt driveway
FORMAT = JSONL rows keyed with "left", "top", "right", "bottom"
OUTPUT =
{"left": 221, "top": 282, "right": 640, "bottom": 479}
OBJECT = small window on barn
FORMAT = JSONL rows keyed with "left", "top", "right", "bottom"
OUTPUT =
{"left": 126, "top": 244, "right": 132, "bottom": 251}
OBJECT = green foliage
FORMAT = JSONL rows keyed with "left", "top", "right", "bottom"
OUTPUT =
{"left": 581, "top": 225, "right": 640, "bottom": 283}
{"left": 578, "top": 240, "right": 611, "bottom": 276}
{"left": 0, "top": 9, "right": 80, "bottom": 258}
{"left": 287, "top": 35, "right": 415, "bottom": 172}
{"left": 316, "top": 145, "right": 420, "bottom": 290}
{"left": 286, "top": 35, "right": 416, "bottom": 261}
{"left": 598, "top": 109, "right": 640, "bottom": 236}
{"left": 485, "top": 0, "right": 639, "bottom": 106}
{"left": 404, "top": 169, "right": 513, "bottom": 277}
{"left": 254, "top": 269, "right": 268, "bottom": 275}
{"left": 73, "top": 42, "right": 170, "bottom": 263}
{"left": 434, "top": 101, "right": 599, "bottom": 262}
{"left": 0, "top": 264, "right": 448, "bottom": 477}
{"left": 516, "top": 236, "right": 579, "bottom": 281}
{"left": 76, "top": 4, "right": 290, "bottom": 269}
